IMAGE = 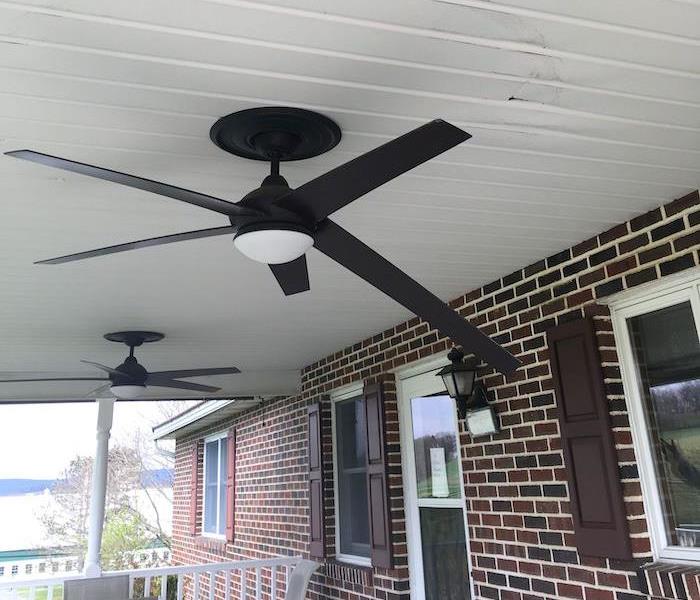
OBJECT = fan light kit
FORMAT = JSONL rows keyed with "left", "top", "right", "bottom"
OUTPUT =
{"left": 233, "top": 223, "right": 314, "bottom": 264}
{"left": 110, "top": 384, "right": 146, "bottom": 399}
{"left": 0, "top": 330, "right": 242, "bottom": 400}
{"left": 5, "top": 107, "right": 520, "bottom": 374}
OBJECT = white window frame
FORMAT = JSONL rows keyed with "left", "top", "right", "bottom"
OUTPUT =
{"left": 397, "top": 357, "right": 475, "bottom": 600}
{"left": 330, "top": 382, "right": 372, "bottom": 567}
{"left": 201, "top": 431, "right": 228, "bottom": 539}
{"left": 608, "top": 267, "right": 700, "bottom": 564}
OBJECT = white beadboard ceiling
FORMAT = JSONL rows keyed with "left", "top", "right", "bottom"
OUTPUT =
{"left": 0, "top": 0, "right": 698, "bottom": 401}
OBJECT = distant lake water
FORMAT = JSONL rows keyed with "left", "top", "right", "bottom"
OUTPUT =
{"left": 0, "top": 487, "right": 172, "bottom": 554}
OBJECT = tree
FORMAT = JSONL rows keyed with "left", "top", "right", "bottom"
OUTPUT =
{"left": 101, "top": 507, "right": 154, "bottom": 571}
{"left": 123, "top": 398, "right": 199, "bottom": 550}
{"left": 39, "top": 444, "right": 170, "bottom": 569}
{"left": 38, "top": 400, "right": 195, "bottom": 569}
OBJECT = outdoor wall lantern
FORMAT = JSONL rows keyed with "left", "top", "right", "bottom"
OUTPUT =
{"left": 437, "top": 347, "right": 500, "bottom": 437}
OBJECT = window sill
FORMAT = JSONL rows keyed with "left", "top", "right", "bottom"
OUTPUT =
{"left": 334, "top": 554, "right": 372, "bottom": 568}
{"left": 200, "top": 531, "right": 226, "bottom": 540}
{"left": 193, "top": 535, "right": 228, "bottom": 553}
{"left": 640, "top": 561, "right": 700, "bottom": 600}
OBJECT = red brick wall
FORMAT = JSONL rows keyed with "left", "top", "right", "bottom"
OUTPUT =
{"left": 171, "top": 191, "right": 700, "bottom": 600}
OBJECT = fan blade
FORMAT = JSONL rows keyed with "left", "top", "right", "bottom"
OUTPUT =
{"left": 313, "top": 219, "right": 520, "bottom": 375}
{"left": 80, "top": 360, "right": 121, "bottom": 376}
{"left": 0, "top": 396, "right": 236, "bottom": 404}
{"left": 85, "top": 382, "right": 113, "bottom": 398}
{"left": 0, "top": 376, "right": 107, "bottom": 383}
{"left": 36, "top": 226, "right": 237, "bottom": 265}
{"left": 5, "top": 150, "right": 260, "bottom": 219}
{"left": 269, "top": 255, "right": 310, "bottom": 296}
{"left": 148, "top": 379, "right": 221, "bottom": 393}
{"left": 277, "top": 120, "right": 470, "bottom": 222}
{"left": 148, "top": 367, "right": 241, "bottom": 380}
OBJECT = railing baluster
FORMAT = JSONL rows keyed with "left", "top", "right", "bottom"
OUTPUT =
{"left": 28, "top": 585, "right": 36, "bottom": 600}
{"left": 144, "top": 576, "right": 152, "bottom": 598}
{"left": 224, "top": 570, "right": 231, "bottom": 600}
{"left": 255, "top": 568, "right": 261, "bottom": 600}
{"left": 129, "top": 576, "right": 135, "bottom": 599}
{"left": 47, "top": 585, "right": 54, "bottom": 600}
{"left": 159, "top": 574, "right": 167, "bottom": 600}
{"left": 239, "top": 569, "right": 246, "bottom": 600}
{"left": 176, "top": 574, "right": 184, "bottom": 600}
{"left": 209, "top": 571, "right": 215, "bottom": 600}
{"left": 270, "top": 566, "right": 276, "bottom": 600}
{"left": 193, "top": 572, "right": 200, "bottom": 600}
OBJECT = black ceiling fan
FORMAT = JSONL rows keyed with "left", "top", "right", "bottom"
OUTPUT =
{"left": 0, "top": 331, "right": 240, "bottom": 399}
{"left": 5, "top": 107, "right": 519, "bottom": 374}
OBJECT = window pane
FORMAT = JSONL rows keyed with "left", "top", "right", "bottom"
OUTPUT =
{"left": 204, "top": 440, "right": 219, "bottom": 533}
{"left": 218, "top": 438, "right": 228, "bottom": 535}
{"left": 629, "top": 302, "right": 700, "bottom": 548}
{"left": 335, "top": 397, "right": 370, "bottom": 558}
{"left": 411, "top": 395, "right": 461, "bottom": 499}
{"left": 338, "top": 397, "right": 366, "bottom": 468}
{"left": 419, "top": 507, "right": 471, "bottom": 600}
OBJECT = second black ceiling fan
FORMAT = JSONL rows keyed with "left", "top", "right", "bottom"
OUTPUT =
{"left": 0, "top": 331, "right": 240, "bottom": 400}
{"left": 6, "top": 107, "right": 519, "bottom": 374}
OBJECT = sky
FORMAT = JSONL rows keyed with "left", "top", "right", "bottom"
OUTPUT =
{"left": 411, "top": 394, "right": 456, "bottom": 439}
{"left": 0, "top": 401, "right": 193, "bottom": 479}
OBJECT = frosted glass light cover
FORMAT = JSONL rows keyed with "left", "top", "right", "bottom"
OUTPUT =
{"left": 234, "top": 228, "right": 314, "bottom": 264}
{"left": 109, "top": 384, "right": 145, "bottom": 399}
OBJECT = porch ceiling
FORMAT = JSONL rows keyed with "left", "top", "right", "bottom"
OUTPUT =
{"left": 1, "top": 0, "right": 699, "bottom": 401}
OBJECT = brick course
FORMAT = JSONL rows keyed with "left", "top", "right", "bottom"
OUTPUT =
{"left": 171, "top": 191, "right": 700, "bottom": 600}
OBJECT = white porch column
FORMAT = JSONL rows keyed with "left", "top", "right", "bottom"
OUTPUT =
{"left": 84, "top": 397, "right": 115, "bottom": 577}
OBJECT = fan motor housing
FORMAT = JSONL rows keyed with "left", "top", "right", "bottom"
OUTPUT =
{"left": 110, "top": 356, "right": 148, "bottom": 385}
{"left": 233, "top": 176, "right": 315, "bottom": 233}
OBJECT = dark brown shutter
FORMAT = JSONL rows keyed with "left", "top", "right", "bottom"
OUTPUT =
{"left": 363, "top": 382, "right": 393, "bottom": 568}
{"left": 307, "top": 402, "right": 325, "bottom": 558}
{"left": 225, "top": 428, "right": 236, "bottom": 543}
{"left": 188, "top": 440, "right": 203, "bottom": 536}
{"left": 548, "top": 318, "right": 632, "bottom": 560}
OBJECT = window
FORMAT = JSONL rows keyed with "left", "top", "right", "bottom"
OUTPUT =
{"left": 611, "top": 272, "right": 700, "bottom": 563}
{"left": 203, "top": 433, "right": 228, "bottom": 537}
{"left": 332, "top": 391, "right": 371, "bottom": 563}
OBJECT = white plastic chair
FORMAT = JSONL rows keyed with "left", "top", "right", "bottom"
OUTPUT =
{"left": 284, "top": 560, "right": 319, "bottom": 600}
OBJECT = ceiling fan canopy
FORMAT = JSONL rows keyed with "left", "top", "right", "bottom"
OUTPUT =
{"left": 5, "top": 107, "right": 520, "bottom": 375}
{"left": 0, "top": 331, "right": 242, "bottom": 400}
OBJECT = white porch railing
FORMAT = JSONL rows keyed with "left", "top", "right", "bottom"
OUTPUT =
{"left": 0, "top": 557, "right": 302, "bottom": 600}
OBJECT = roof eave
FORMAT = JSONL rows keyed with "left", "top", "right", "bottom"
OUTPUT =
{"left": 152, "top": 399, "right": 248, "bottom": 440}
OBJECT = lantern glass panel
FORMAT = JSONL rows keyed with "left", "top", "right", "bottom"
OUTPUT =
{"left": 453, "top": 369, "right": 476, "bottom": 397}
{"left": 441, "top": 372, "right": 458, "bottom": 398}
